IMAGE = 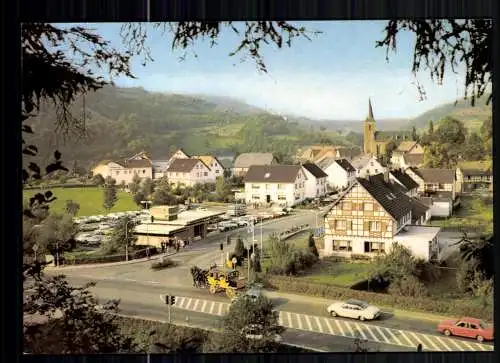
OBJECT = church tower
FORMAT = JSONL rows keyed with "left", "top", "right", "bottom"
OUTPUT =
{"left": 363, "top": 98, "right": 376, "bottom": 155}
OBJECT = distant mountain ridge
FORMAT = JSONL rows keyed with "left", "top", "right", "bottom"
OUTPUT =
{"left": 25, "top": 86, "right": 491, "bottom": 168}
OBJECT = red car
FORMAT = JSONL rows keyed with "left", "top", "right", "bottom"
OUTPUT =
{"left": 437, "top": 317, "right": 494, "bottom": 342}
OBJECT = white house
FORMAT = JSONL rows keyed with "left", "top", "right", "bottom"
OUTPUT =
{"left": 91, "top": 151, "right": 153, "bottom": 185}
{"left": 318, "top": 157, "right": 356, "bottom": 191}
{"left": 244, "top": 165, "right": 307, "bottom": 207}
{"left": 357, "top": 156, "right": 387, "bottom": 178}
{"left": 323, "top": 176, "right": 440, "bottom": 262}
{"left": 192, "top": 155, "right": 225, "bottom": 179}
{"left": 301, "top": 163, "right": 328, "bottom": 199}
{"left": 165, "top": 158, "right": 215, "bottom": 187}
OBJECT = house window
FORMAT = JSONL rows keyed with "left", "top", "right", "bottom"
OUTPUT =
{"left": 342, "top": 202, "right": 352, "bottom": 211}
{"left": 278, "top": 195, "right": 286, "bottom": 200}
{"left": 370, "top": 222, "right": 381, "bottom": 232}
{"left": 365, "top": 242, "right": 384, "bottom": 253}
{"left": 374, "top": 169, "right": 378, "bottom": 173}
{"left": 278, "top": 184, "right": 284, "bottom": 189}
{"left": 204, "top": 172, "right": 208, "bottom": 177}
{"left": 252, "top": 184, "right": 260, "bottom": 189}
{"left": 143, "top": 170, "right": 146, "bottom": 174}
{"left": 333, "top": 240, "right": 352, "bottom": 251}
{"left": 363, "top": 203, "right": 373, "bottom": 211}
{"left": 335, "top": 220, "right": 346, "bottom": 230}
{"left": 116, "top": 171, "right": 120, "bottom": 175}
{"left": 438, "top": 184, "right": 444, "bottom": 189}
{"left": 252, "top": 195, "right": 260, "bottom": 200}
{"left": 215, "top": 170, "right": 220, "bottom": 174}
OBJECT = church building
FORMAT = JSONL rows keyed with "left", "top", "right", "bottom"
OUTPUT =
{"left": 363, "top": 99, "right": 413, "bottom": 157}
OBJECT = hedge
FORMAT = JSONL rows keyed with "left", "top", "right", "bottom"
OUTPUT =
{"left": 267, "top": 276, "right": 493, "bottom": 321}
{"left": 64, "top": 247, "right": 159, "bottom": 265}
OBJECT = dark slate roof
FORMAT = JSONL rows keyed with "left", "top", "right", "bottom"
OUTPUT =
{"left": 369, "top": 173, "right": 408, "bottom": 195}
{"left": 335, "top": 158, "right": 356, "bottom": 173}
{"left": 409, "top": 198, "right": 430, "bottom": 222}
{"left": 245, "top": 165, "right": 303, "bottom": 183}
{"left": 166, "top": 158, "right": 202, "bottom": 173}
{"left": 234, "top": 153, "right": 275, "bottom": 169}
{"left": 357, "top": 177, "right": 412, "bottom": 220}
{"left": 124, "top": 159, "right": 152, "bottom": 168}
{"left": 390, "top": 169, "right": 419, "bottom": 190}
{"left": 302, "top": 163, "right": 328, "bottom": 178}
{"left": 403, "top": 154, "right": 424, "bottom": 166}
{"left": 414, "top": 168, "right": 456, "bottom": 183}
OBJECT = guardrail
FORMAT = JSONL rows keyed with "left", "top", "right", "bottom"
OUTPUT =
{"left": 278, "top": 224, "right": 311, "bottom": 240}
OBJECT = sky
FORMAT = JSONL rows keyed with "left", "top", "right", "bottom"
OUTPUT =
{"left": 71, "top": 21, "right": 467, "bottom": 120}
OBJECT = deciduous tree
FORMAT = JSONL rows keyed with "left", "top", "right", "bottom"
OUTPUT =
{"left": 103, "top": 179, "right": 118, "bottom": 213}
{"left": 65, "top": 200, "right": 80, "bottom": 216}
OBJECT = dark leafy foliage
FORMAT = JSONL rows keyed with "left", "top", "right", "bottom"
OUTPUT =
{"left": 377, "top": 20, "right": 492, "bottom": 106}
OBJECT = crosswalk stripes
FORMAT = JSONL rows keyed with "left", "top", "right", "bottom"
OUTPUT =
{"left": 170, "top": 296, "right": 494, "bottom": 352}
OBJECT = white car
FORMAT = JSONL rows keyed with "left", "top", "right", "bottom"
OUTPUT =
{"left": 327, "top": 299, "right": 381, "bottom": 321}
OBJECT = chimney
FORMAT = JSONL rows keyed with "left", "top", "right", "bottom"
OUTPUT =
{"left": 383, "top": 170, "right": 390, "bottom": 184}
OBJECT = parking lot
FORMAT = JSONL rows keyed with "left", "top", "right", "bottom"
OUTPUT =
{"left": 172, "top": 295, "right": 493, "bottom": 352}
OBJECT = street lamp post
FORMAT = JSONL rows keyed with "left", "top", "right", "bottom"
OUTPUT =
{"left": 124, "top": 219, "right": 136, "bottom": 261}
{"left": 141, "top": 200, "right": 152, "bottom": 245}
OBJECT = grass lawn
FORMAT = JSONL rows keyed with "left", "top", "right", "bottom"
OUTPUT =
{"left": 261, "top": 232, "right": 370, "bottom": 288}
{"left": 297, "top": 258, "right": 372, "bottom": 288}
{"left": 24, "top": 187, "right": 139, "bottom": 217}
{"left": 430, "top": 194, "right": 493, "bottom": 233}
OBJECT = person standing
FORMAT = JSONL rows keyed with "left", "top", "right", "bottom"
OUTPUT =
{"left": 146, "top": 247, "right": 150, "bottom": 260}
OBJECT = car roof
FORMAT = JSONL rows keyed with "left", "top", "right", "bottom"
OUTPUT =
{"left": 459, "top": 317, "right": 483, "bottom": 324}
{"left": 345, "top": 299, "right": 368, "bottom": 306}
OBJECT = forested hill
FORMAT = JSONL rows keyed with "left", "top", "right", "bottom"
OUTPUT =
{"left": 24, "top": 86, "right": 358, "bottom": 167}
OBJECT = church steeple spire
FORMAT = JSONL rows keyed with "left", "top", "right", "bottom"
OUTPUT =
{"left": 368, "top": 98, "right": 374, "bottom": 120}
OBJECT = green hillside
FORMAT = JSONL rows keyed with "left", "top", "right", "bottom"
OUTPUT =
{"left": 410, "top": 94, "right": 492, "bottom": 133}
{"left": 24, "top": 86, "right": 356, "bottom": 167}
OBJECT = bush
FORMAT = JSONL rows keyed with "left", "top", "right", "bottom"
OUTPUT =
{"left": 387, "top": 275, "right": 428, "bottom": 298}
{"left": 266, "top": 276, "right": 493, "bottom": 320}
{"left": 151, "top": 258, "right": 176, "bottom": 270}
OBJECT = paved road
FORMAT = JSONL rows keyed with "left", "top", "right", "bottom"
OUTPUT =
{"left": 56, "top": 275, "right": 493, "bottom": 353}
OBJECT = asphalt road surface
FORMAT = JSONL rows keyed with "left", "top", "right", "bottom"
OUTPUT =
{"left": 56, "top": 275, "right": 493, "bottom": 353}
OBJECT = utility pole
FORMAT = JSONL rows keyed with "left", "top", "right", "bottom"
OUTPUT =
{"left": 260, "top": 216, "right": 263, "bottom": 254}
{"left": 124, "top": 219, "right": 135, "bottom": 261}
{"left": 55, "top": 242, "right": 60, "bottom": 267}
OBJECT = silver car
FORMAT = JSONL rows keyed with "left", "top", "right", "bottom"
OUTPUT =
{"left": 327, "top": 299, "right": 381, "bottom": 321}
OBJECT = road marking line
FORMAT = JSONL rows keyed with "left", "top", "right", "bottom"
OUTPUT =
{"left": 398, "top": 330, "right": 416, "bottom": 347}
{"left": 434, "top": 336, "right": 453, "bottom": 351}
{"left": 201, "top": 300, "right": 208, "bottom": 313}
{"left": 343, "top": 321, "right": 356, "bottom": 337}
{"left": 374, "top": 326, "right": 392, "bottom": 344}
{"left": 383, "top": 327, "right": 402, "bottom": 346}
{"left": 124, "top": 278, "right": 136, "bottom": 282}
{"left": 461, "top": 341, "right": 476, "bottom": 351}
{"left": 218, "top": 303, "right": 223, "bottom": 316}
{"left": 447, "top": 338, "right": 465, "bottom": 351}
{"left": 363, "top": 324, "right": 379, "bottom": 342}
{"left": 354, "top": 323, "right": 367, "bottom": 340}
{"left": 179, "top": 297, "right": 188, "bottom": 309}
{"left": 334, "top": 320, "right": 345, "bottom": 336}
{"left": 314, "top": 316, "right": 324, "bottom": 333}
{"left": 278, "top": 312, "right": 283, "bottom": 326}
{"left": 324, "top": 319, "right": 334, "bottom": 335}
{"left": 147, "top": 281, "right": 160, "bottom": 284}
{"left": 303, "top": 315, "right": 313, "bottom": 331}
{"left": 185, "top": 298, "right": 194, "bottom": 310}
{"left": 420, "top": 334, "right": 441, "bottom": 351}
{"left": 209, "top": 301, "right": 215, "bottom": 314}
{"left": 193, "top": 299, "right": 200, "bottom": 311}
{"left": 408, "top": 332, "right": 429, "bottom": 350}
{"left": 296, "top": 314, "right": 303, "bottom": 330}
{"left": 286, "top": 312, "right": 292, "bottom": 328}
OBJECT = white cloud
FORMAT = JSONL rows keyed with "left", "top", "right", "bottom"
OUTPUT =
{"left": 116, "top": 66, "right": 466, "bottom": 120}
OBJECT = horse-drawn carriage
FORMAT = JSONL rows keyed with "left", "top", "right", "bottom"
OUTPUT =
{"left": 190, "top": 265, "right": 246, "bottom": 299}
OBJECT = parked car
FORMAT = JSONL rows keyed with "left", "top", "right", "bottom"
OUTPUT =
{"left": 218, "top": 221, "right": 238, "bottom": 232}
{"left": 207, "top": 224, "right": 218, "bottom": 232}
{"left": 437, "top": 317, "right": 493, "bottom": 342}
{"left": 327, "top": 299, "right": 381, "bottom": 321}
